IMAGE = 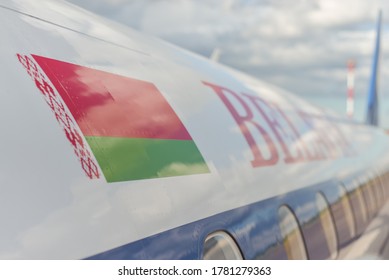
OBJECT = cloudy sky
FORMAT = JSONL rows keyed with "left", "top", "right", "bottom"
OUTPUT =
{"left": 66, "top": 0, "right": 389, "bottom": 124}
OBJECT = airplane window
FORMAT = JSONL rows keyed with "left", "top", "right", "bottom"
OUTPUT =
{"left": 377, "top": 174, "right": 384, "bottom": 200}
{"left": 384, "top": 172, "right": 389, "bottom": 199}
{"left": 369, "top": 176, "right": 378, "bottom": 207}
{"left": 278, "top": 205, "right": 307, "bottom": 260}
{"left": 377, "top": 174, "right": 386, "bottom": 203}
{"left": 372, "top": 175, "right": 383, "bottom": 208}
{"left": 379, "top": 172, "right": 387, "bottom": 202}
{"left": 338, "top": 185, "right": 356, "bottom": 238}
{"left": 362, "top": 179, "right": 376, "bottom": 218}
{"left": 354, "top": 185, "right": 368, "bottom": 223}
{"left": 383, "top": 173, "right": 389, "bottom": 199}
{"left": 202, "top": 231, "right": 243, "bottom": 260}
{"left": 316, "top": 192, "right": 338, "bottom": 259}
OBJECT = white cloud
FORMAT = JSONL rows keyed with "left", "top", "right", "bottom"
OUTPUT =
{"left": 308, "top": 0, "right": 380, "bottom": 27}
{"left": 66, "top": 0, "right": 389, "bottom": 125}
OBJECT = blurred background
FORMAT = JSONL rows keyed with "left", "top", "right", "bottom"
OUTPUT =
{"left": 66, "top": 0, "right": 389, "bottom": 127}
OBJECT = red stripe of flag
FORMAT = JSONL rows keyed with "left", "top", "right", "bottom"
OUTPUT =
{"left": 32, "top": 55, "right": 192, "bottom": 140}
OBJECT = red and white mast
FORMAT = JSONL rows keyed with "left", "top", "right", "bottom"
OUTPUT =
{"left": 347, "top": 60, "right": 355, "bottom": 118}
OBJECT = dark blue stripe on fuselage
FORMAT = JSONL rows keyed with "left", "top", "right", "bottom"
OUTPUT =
{"left": 86, "top": 173, "right": 374, "bottom": 260}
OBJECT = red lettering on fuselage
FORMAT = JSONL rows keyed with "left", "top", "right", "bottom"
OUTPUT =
{"left": 242, "top": 93, "right": 304, "bottom": 164}
{"left": 203, "top": 81, "right": 355, "bottom": 167}
{"left": 203, "top": 82, "right": 278, "bottom": 167}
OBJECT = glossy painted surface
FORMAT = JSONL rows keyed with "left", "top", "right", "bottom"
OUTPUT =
{"left": 86, "top": 175, "right": 389, "bottom": 259}
{"left": 86, "top": 136, "right": 209, "bottom": 182}
{"left": 1, "top": 0, "right": 389, "bottom": 259}
{"left": 24, "top": 54, "right": 209, "bottom": 182}
{"left": 33, "top": 55, "right": 193, "bottom": 141}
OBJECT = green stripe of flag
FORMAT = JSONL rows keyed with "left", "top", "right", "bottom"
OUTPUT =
{"left": 85, "top": 136, "right": 210, "bottom": 182}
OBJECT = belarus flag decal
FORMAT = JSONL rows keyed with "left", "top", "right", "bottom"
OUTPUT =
{"left": 19, "top": 54, "right": 209, "bottom": 182}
